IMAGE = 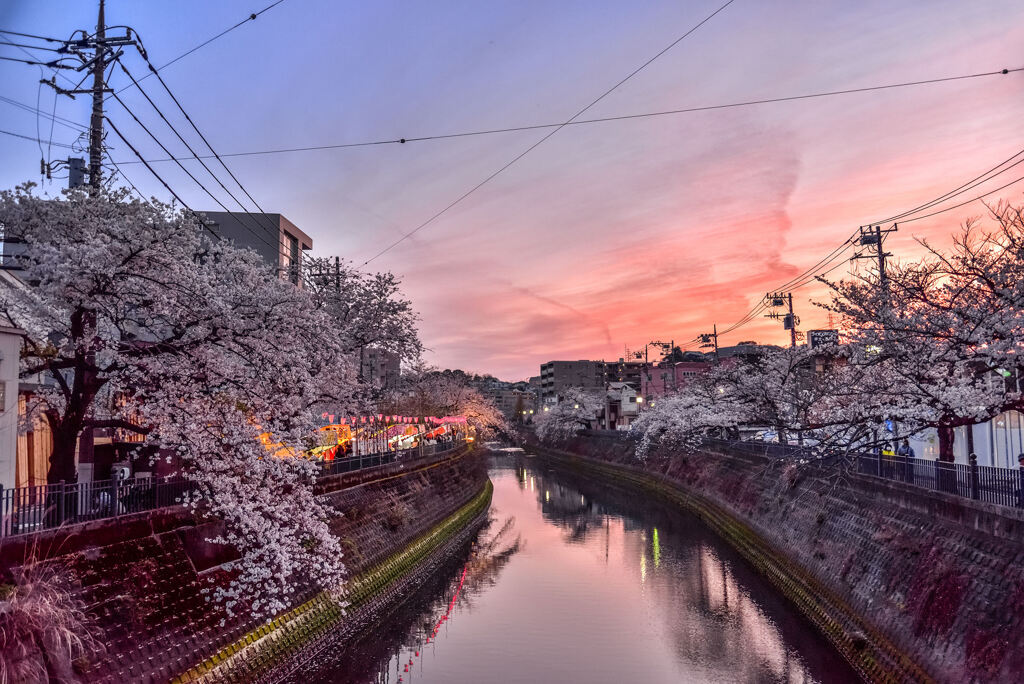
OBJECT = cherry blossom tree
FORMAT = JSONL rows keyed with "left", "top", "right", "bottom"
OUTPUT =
{"left": 533, "top": 387, "right": 604, "bottom": 443}
{"left": 629, "top": 346, "right": 873, "bottom": 459}
{"left": 303, "top": 256, "right": 422, "bottom": 385}
{"left": 0, "top": 184, "right": 355, "bottom": 616}
{"left": 820, "top": 202, "right": 1024, "bottom": 460}
{"left": 388, "top": 364, "right": 508, "bottom": 438}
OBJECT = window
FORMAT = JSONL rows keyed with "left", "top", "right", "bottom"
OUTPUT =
{"left": 280, "top": 231, "right": 300, "bottom": 284}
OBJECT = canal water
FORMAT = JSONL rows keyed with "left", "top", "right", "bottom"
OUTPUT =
{"left": 292, "top": 452, "right": 860, "bottom": 683}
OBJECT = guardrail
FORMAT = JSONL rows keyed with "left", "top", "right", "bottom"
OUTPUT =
{"left": 854, "top": 451, "right": 1022, "bottom": 508}
{"left": 1, "top": 438, "right": 466, "bottom": 538}
{"left": 581, "top": 430, "right": 1024, "bottom": 509}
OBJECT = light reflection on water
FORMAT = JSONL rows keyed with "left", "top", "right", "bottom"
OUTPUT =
{"left": 293, "top": 454, "right": 860, "bottom": 684}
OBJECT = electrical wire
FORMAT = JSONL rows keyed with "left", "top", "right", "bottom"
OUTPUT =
{"left": 104, "top": 116, "right": 219, "bottom": 239}
{"left": 121, "top": 50, "right": 293, "bottom": 256}
{"left": 106, "top": 0, "right": 289, "bottom": 99}
{"left": 113, "top": 66, "right": 1024, "bottom": 166}
{"left": 0, "top": 127, "right": 75, "bottom": 148}
{"left": 104, "top": 152, "right": 148, "bottom": 203}
{"left": 897, "top": 170, "right": 1024, "bottom": 224}
{"left": 0, "top": 54, "right": 77, "bottom": 69}
{"left": 871, "top": 145, "right": 1024, "bottom": 224}
{"left": 360, "top": 0, "right": 738, "bottom": 266}
{"left": 112, "top": 59, "right": 281, "bottom": 252}
{"left": 711, "top": 233, "right": 858, "bottom": 340}
{"left": 107, "top": 91, "right": 283, "bottom": 253}
{"left": 0, "top": 28, "right": 62, "bottom": 43}
{"left": 0, "top": 95, "right": 87, "bottom": 131}
{"left": 0, "top": 39, "right": 63, "bottom": 52}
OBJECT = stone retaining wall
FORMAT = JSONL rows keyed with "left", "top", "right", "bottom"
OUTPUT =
{"left": 0, "top": 447, "right": 488, "bottom": 683}
{"left": 534, "top": 434, "right": 1024, "bottom": 684}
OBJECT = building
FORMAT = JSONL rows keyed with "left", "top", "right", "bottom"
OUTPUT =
{"left": 602, "top": 382, "right": 640, "bottom": 431}
{"left": 641, "top": 361, "right": 712, "bottom": 400}
{"left": 539, "top": 360, "right": 606, "bottom": 403}
{"left": 606, "top": 359, "right": 646, "bottom": 391}
{"left": 361, "top": 348, "right": 401, "bottom": 389}
{"left": 200, "top": 212, "right": 313, "bottom": 286}
{"left": 0, "top": 324, "right": 23, "bottom": 490}
{"left": 489, "top": 388, "right": 539, "bottom": 420}
{"left": 716, "top": 342, "right": 782, "bottom": 360}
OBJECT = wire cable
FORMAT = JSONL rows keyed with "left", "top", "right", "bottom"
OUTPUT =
{"left": 872, "top": 145, "right": 1024, "bottom": 224}
{"left": 124, "top": 55, "right": 290, "bottom": 252}
{"left": 114, "top": 66, "right": 1024, "bottom": 165}
{"left": 112, "top": 59, "right": 281, "bottom": 252}
{"left": 106, "top": 0, "right": 289, "bottom": 99}
{"left": 0, "top": 95, "right": 87, "bottom": 132}
{"left": 0, "top": 39, "right": 63, "bottom": 52}
{"left": 0, "top": 54, "right": 77, "bottom": 69}
{"left": 360, "top": 0, "right": 738, "bottom": 265}
{"left": 0, "top": 127, "right": 75, "bottom": 148}
{"left": 104, "top": 116, "right": 219, "bottom": 239}
{"left": 0, "top": 28, "right": 63, "bottom": 43}
{"left": 897, "top": 171, "right": 1024, "bottom": 224}
{"left": 107, "top": 91, "right": 280, "bottom": 250}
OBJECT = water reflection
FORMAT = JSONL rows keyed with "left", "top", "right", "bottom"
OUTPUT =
{"left": 291, "top": 454, "right": 859, "bottom": 683}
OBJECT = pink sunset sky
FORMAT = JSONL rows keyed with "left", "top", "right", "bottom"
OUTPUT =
{"left": 2, "top": 0, "right": 1023, "bottom": 379}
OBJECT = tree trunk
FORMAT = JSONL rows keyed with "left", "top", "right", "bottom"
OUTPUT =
{"left": 47, "top": 420, "right": 81, "bottom": 484}
{"left": 938, "top": 424, "right": 956, "bottom": 463}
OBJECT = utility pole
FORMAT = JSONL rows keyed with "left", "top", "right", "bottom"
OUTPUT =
{"left": 766, "top": 292, "right": 799, "bottom": 348}
{"left": 851, "top": 224, "right": 896, "bottom": 299}
{"left": 35, "top": 0, "right": 136, "bottom": 190}
{"left": 699, "top": 326, "right": 719, "bottom": 363}
{"left": 88, "top": 0, "right": 106, "bottom": 191}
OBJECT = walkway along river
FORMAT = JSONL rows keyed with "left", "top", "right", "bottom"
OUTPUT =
{"left": 290, "top": 450, "right": 860, "bottom": 683}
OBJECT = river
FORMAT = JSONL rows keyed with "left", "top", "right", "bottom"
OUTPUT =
{"left": 291, "top": 451, "right": 860, "bottom": 683}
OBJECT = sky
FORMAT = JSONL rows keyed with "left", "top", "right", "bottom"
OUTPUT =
{"left": 2, "top": 0, "right": 1023, "bottom": 380}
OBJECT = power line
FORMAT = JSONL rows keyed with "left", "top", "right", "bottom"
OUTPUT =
{"left": 0, "top": 39, "right": 63, "bottom": 52}
{"left": 713, "top": 234, "right": 858, "bottom": 339}
{"left": 0, "top": 53, "right": 77, "bottom": 69}
{"left": 112, "top": 65, "right": 1024, "bottom": 166}
{"left": 898, "top": 170, "right": 1024, "bottom": 224}
{"left": 104, "top": 151, "right": 149, "bottom": 203}
{"left": 104, "top": 116, "right": 219, "bottom": 239}
{"left": 125, "top": 52, "right": 291, "bottom": 254}
{"left": 873, "top": 144, "right": 1024, "bottom": 224}
{"left": 112, "top": 59, "right": 281, "bottom": 252}
{"left": 0, "top": 28, "right": 63, "bottom": 43}
{"left": 360, "top": 0, "right": 738, "bottom": 266}
{"left": 0, "top": 127, "right": 75, "bottom": 148}
{"left": 106, "top": 0, "right": 289, "bottom": 99}
{"left": 0, "top": 95, "right": 86, "bottom": 132}
{"left": 107, "top": 88, "right": 284, "bottom": 254}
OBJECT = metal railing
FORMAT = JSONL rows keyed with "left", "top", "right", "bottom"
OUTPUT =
{"left": 1, "top": 437, "right": 466, "bottom": 538}
{"left": 854, "top": 452, "right": 1023, "bottom": 508}
{"left": 580, "top": 429, "right": 1024, "bottom": 509}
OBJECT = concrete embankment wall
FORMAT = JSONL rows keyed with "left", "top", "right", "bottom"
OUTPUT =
{"left": 0, "top": 447, "right": 489, "bottom": 683}
{"left": 533, "top": 434, "right": 1024, "bottom": 684}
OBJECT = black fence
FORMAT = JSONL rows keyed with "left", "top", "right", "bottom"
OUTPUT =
{"left": 854, "top": 452, "right": 1023, "bottom": 508}
{"left": 1, "top": 438, "right": 466, "bottom": 538}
